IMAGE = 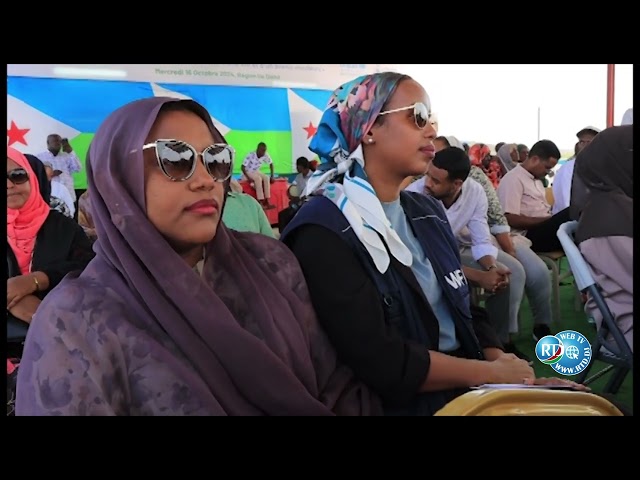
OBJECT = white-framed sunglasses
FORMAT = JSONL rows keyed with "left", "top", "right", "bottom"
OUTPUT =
{"left": 378, "top": 102, "right": 432, "bottom": 129}
{"left": 133, "top": 139, "right": 235, "bottom": 182}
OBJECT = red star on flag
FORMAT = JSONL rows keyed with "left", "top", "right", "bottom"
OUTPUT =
{"left": 303, "top": 122, "right": 317, "bottom": 139}
{"left": 7, "top": 121, "right": 30, "bottom": 147}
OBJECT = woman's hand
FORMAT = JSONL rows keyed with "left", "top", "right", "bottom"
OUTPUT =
{"left": 487, "top": 354, "right": 535, "bottom": 384}
{"left": 525, "top": 377, "right": 591, "bottom": 392}
{"left": 8, "top": 294, "right": 41, "bottom": 324}
{"left": 7, "top": 275, "right": 38, "bottom": 309}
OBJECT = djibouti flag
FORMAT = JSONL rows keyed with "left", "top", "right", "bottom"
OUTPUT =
{"left": 287, "top": 88, "right": 331, "bottom": 168}
{"left": 8, "top": 76, "right": 334, "bottom": 187}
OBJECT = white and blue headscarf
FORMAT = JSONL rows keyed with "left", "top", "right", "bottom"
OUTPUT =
{"left": 302, "top": 72, "right": 413, "bottom": 273}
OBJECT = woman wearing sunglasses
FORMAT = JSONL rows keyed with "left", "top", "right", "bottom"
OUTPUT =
{"left": 280, "top": 72, "right": 556, "bottom": 416}
{"left": 16, "top": 97, "right": 381, "bottom": 416}
{"left": 7, "top": 148, "right": 94, "bottom": 343}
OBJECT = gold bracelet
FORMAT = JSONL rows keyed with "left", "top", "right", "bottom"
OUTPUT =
{"left": 33, "top": 275, "right": 40, "bottom": 292}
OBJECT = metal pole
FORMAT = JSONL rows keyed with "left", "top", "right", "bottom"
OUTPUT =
{"left": 537, "top": 107, "right": 541, "bottom": 140}
{"left": 606, "top": 64, "right": 615, "bottom": 127}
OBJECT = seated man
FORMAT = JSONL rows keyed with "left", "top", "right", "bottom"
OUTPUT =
{"left": 516, "top": 144, "right": 529, "bottom": 163}
{"left": 293, "top": 157, "right": 313, "bottom": 195}
{"left": 552, "top": 126, "right": 600, "bottom": 214}
{"left": 278, "top": 184, "right": 303, "bottom": 232}
{"left": 466, "top": 162, "right": 554, "bottom": 342}
{"left": 497, "top": 140, "right": 570, "bottom": 253}
{"left": 241, "top": 142, "right": 275, "bottom": 209}
{"left": 571, "top": 125, "right": 633, "bottom": 352}
{"left": 406, "top": 147, "right": 529, "bottom": 362}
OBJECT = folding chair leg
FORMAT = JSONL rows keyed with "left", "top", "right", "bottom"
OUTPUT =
{"left": 584, "top": 365, "right": 615, "bottom": 386}
{"left": 545, "top": 259, "right": 561, "bottom": 327}
{"left": 577, "top": 362, "right": 594, "bottom": 384}
{"left": 573, "top": 283, "right": 582, "bottom": 312}
{"left": 604, "top": 367, "right": 630, "bottom": 394}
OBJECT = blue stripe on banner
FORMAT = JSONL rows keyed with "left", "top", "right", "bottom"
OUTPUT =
{"left": 8, "top": 77, "right": 295, "bottom": 133}
{"left": 7, "top": 77, "right": 153, "bottom": 132}
{"left": 156, "top": 83, "right": 291, "bottom": 131}
{"left": 290, "top": 89, "right": 333, "bottom": 111}
{"left": 339, "top": 196, "right": 348, "bottom": 211}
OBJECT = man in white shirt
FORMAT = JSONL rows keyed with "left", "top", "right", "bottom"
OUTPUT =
{"left": 552, "top": 126, "right": 600, "bottom": 214}
{"left": 36, "top": 134, "right": 83, "bottom": 203}
{"left": 406, "top": 147, "right": 533, "bottom": 361}
{"left": 241, "top": 142, "right": 275, "bottom": 209}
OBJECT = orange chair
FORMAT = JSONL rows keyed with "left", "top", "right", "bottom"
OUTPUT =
{"left": 434, "top": 388, "right": 623, "bottom": 416}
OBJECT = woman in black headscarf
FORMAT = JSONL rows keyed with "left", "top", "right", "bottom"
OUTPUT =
{"left": 570, "top": 125, "right": 633, "bottom": 351}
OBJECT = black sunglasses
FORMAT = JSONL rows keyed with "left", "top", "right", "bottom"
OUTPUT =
{"left": 135, "top": 139, "right": 235, "bottom": 182}
{"left": 7, "top": 168, "right": 29, "bottom": 185}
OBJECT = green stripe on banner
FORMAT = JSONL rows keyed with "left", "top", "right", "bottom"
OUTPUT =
{"left": 68, "top": 130, "right": 296, "bottom": 190}
{"left": 225, "top": 131, "right": 293, "bottom": 175}
{"left": 70, "top": 133, "right": 94, "bottom": 190}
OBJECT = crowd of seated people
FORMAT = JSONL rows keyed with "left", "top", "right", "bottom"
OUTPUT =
{"left": 8, "top": 71, "right": 632, "bottom": 416}
{"left": 402, "top": 127, "right": 632, "bottom": 406}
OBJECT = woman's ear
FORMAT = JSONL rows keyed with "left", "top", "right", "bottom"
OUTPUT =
{"left": 363, "top": 130, "right": 376, "bottom": 146}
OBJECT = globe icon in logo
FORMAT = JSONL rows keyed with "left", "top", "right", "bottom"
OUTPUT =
{"left": 565, "top": 345, "right": 580, "bottom": 360}
{"left": 535, "top": 330, "right": 593, "bottom": 376}
{"left": 535, "top": 335, "right": 564, "bottom": 364}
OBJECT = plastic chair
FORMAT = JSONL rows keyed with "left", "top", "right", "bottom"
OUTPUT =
{"left": 434, "top": 388, "right": 623, "bottom": 416}
{"left": 556, "top": 221, "right": 633, "bottom": 393}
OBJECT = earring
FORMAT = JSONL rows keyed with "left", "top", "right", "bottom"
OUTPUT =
{"left": 368, "top": 138, "right": 374, "bottom": 144}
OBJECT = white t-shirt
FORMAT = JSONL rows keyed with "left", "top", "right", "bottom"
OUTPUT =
{"left": 242, "top": 151, "right": 273, "bottom": 174}
{"left": 551, "top": 159, "right": 575, "bottom": 214}
{"left": 293, "top": 171, "right": 313, "bottom": 195}
{"left": 50, "top": 181, "right": 76, "bottom": 218}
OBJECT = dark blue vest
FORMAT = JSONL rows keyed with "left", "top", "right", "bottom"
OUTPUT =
{"left": 281, "top": 192, "right": 483, "bottom": 415}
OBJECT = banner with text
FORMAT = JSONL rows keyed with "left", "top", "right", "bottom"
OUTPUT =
{"left": 8, "top": 64, "right": 399, "bottom": 90}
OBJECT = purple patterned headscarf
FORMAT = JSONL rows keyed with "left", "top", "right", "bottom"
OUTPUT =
{"left": 16, "top": 96, "right": 381, "bottom": 416}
